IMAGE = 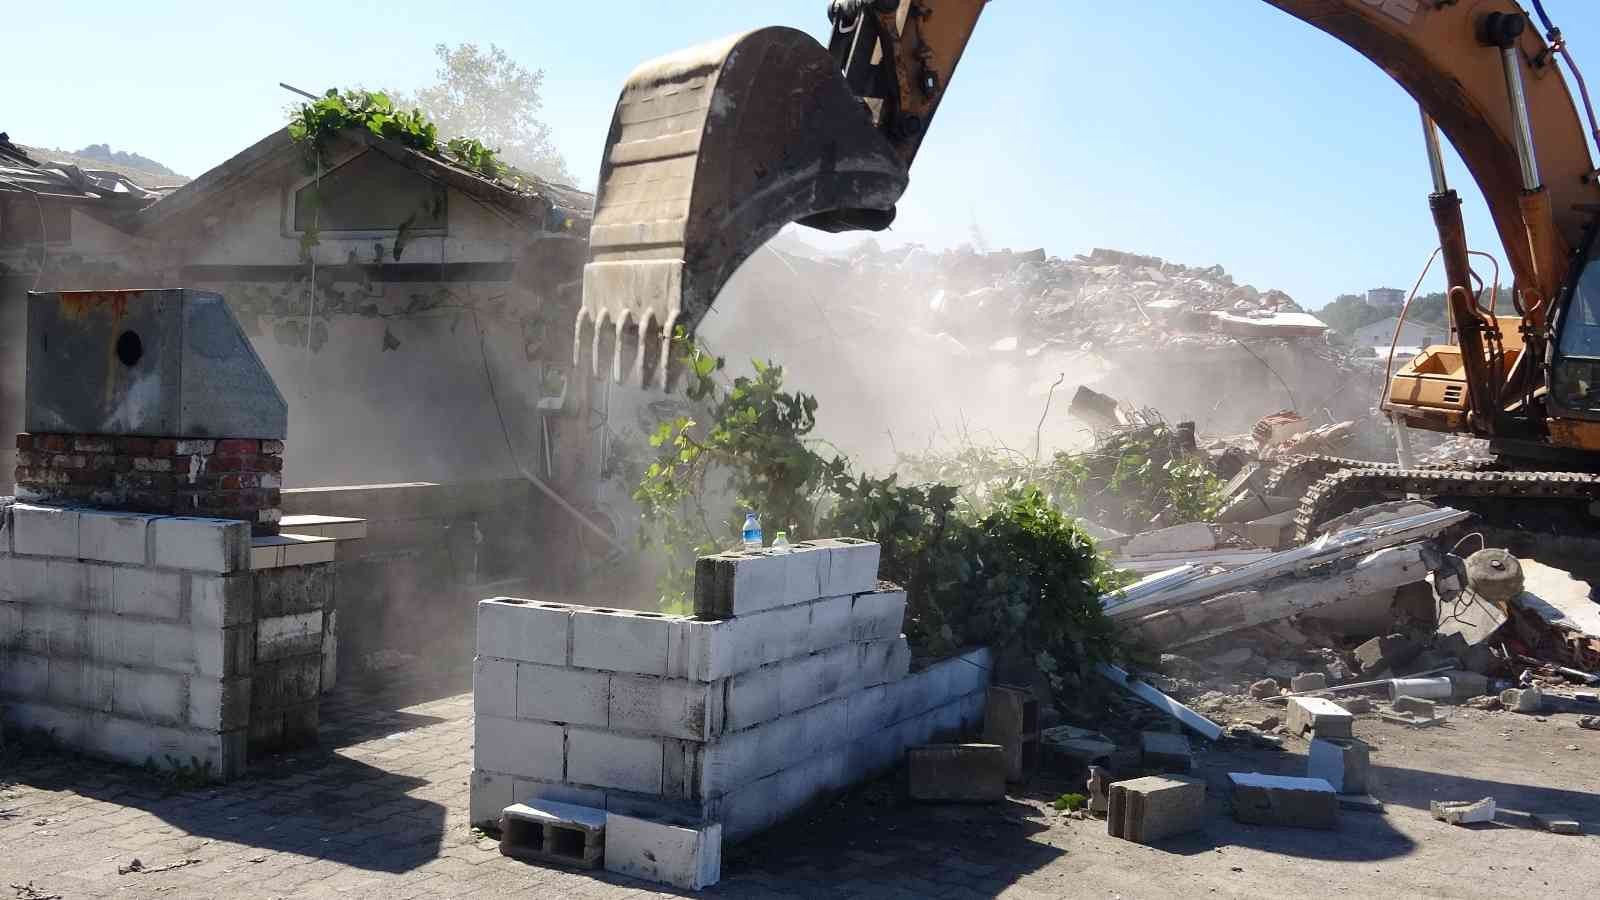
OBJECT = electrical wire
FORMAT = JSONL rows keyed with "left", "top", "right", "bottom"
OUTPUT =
{"left": 1380, "top": 247, "right": 1442, "bottom": 411}
{"left": 1228, "top": 336, "right": 1297, "bottom": 411}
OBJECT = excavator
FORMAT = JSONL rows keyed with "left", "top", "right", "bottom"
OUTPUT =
{"left": 575, "top": 0, "right": 1600, "bottom": 546}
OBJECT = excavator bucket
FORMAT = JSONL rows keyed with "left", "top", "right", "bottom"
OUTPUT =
{"left": 577, "top": 26, "right": 909, "bottom": 388}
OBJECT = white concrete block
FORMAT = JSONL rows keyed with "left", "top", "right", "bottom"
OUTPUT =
{"left": 474, "top": 657, "right": 517, "bottom": 719}
{"left": 0, "top": 596, "right": 19, "bottom": 639}
{"left": 777, "top": 745, "right": 849, "bottom": 821}
{"left": 661, "top": 738, "right": 703, "bottom": 801}
{"left": 781, "top": 544, "right": 828, "bottom": 606}
{"left": 850, "top": 589, "right": 906, "bottom": 642}
{"left": 695, "top": 550, "right": 786, "bottom": 617}
{"left": 87, "top": 617, "right": 184, "bottom": 670}
{"left": 725, "top": 662, "right": 783, "bottom": 732}
{"left": 778, "top": 644, "right": 855, "bottom": 716}
{"left": 84, "top": 564, "right": 113, "bottom": 613}
{"left": 816, "top": 538, "right": 881, "bottom": 597}
{"left": 847, "top": 684, "right": 896, "bottom": 742}
{"left": 858, "top": 637, "right": 912, "bottom": 688}
{"left": 474, "top": 716, "right": 565, "bottom": 781}
{"left": 112, "top": 668, "right": 187, "bottom": 724}
{"left": 567, "top": 727, "right": 664, "bottom": 794}
{"left": 45, "top": 656, "right": 113, "bottom": 710}
{"left": 808, "top": 594, "right": 852, "bottom": 654}
{"left": 11, "top": 505, "right": 80, "bottom": 559}
{"left": 3, "top": 700, "right": 89, "bottom": 746}
{"left": 186, "top": 675, "right": 247, "bottom": 731}
{"left": 517, "top": 663, "right": 609, "bottom": 727}
{"left": 113, "top": 568, "right": 183, "bottom": 620}
{"left": 4, "top": 557, "right": 87, "bottom": 609}
{"left": 0, "top": 651, "right": 49, "bottom": 698}
{"left": 470, "top": 769, "right": 516, "bottom": 826}
{"left": 82, "top": 716, "right": 228, "bottom": 774}
{"left": 609, "top": 674, "right": 723, "bottom": 741}
{"left": 712, "top": 774, "right": 780, "bottom": 842}
{"left": 21, "top": 606, "right": 89, "bottom": 658}
{"left": 572, "top": 608, "right": 673, "bottom": 676}
{"left": 476, "top": 598, "right": 570, "bottom": 666}
{"left": 188, "top": 574, "right": 253, "bottom": 628}
{"left": 604, "top": 814, "right": 721, "bottom": 890}
{"left": 78, "top": 511, "right": 157, "bottom": 565}
{"left": 512, "top": 777, "right": 606, "bottom": 810}
{"left": 150, "top": 517, "right": 250, "bottom": 573}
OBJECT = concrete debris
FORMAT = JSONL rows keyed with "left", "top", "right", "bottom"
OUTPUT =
{"left": 1338, "top": 794, "right": 1385, "bottom": 813}
{"left": 1249, "top": 678, "right": 1281, "bottom": 700}
{"left": 1431, "top": 797, "right": 1496, "bottom": 826}
{"left": 1391, "top": 696, "right": 1437, "bottom": 718}
{"left": 1086, "top": 766, "right": 1111, "bottom": 816}
{"left": 1355, "top": 634, "right": 1419, "bottom": 674}
{"left": 1139, "top": 731, "right": 1194, "bottom": 773}
{"left": 1097, "top": 663, "right": 1224, "bottom": 741}
{"left": 1106, "top": 775, "right": 1207, "bottom": 844}
{"left": 1380, "top": 711, "right": 1445, "bottom": 728}
{"left": 1228, "top": 773, "right": 1338, "bottom": 829}
{"left": 1042, "top": 726, "right": 1117, "bottom": 767}
{"left": 1290, "top": 672, "right": 1328, "bottom": 693}
{"left": 1336, "top": 696, "right": 1372, "bottom": 714}
{"left": 907, "top": 744, "right": 1007, "bottom": 803}
{"left": 1307, "top": 738, "right": 1370, "bottom": 794}
{"left": 1533, "top": 813, "right": 1583, "bottom": 835}
{"left": 1286, "top": 697, "right": 1354, "bottom": 739}
{"left": 1579, "top": 715, "right": 1600, "bottom": 730}
{"left": 1501, "top": 684, "right": 1546, "bottom": 714}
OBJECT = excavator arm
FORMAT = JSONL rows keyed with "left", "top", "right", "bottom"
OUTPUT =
{"left": 579, "top": 0, "right": 1600, "bottom": 432}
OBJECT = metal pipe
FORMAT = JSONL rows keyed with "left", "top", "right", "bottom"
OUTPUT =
{"left": 1420, "top": 109, "right": 1449, "bottom": 194}
{"left": 1391, "top": 412, "right": 1417, "bottom": 468}
{"left": 1500, "top": 46, "right": 1543, "bottom": 190}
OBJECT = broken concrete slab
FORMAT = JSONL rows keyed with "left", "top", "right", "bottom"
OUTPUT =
{"left": 907, "top": 744, "right": 1006, "bottom": 803}
{"left": 1139, "top": 731, "right": 1193, "bottom": 773}
{"left": 1502, "top": 684, "right": 1546, "bottom": 714}
{"left": 1355, "top": 634, "right": 1419, "bottom": 674}
{"left": 1124, "top": 522, "right": 1216, "bottom": 557}
{"left": 1290, "top": 672, "right": 1328, "bottom": 693}
{"left": 1286, "top": 697, "right": 1354, "bottom": 739}
{"left": 1307, "top": 738, "right": 1369, "bottom": 794}
{"left": 1392, "top": 696, "right": 1437, "bottom": 718}
{"left": 1534, "top": 813, "right": 1582, "bottom": 835}
{"left": 1243, "top": 509, "right": 1299, "bottom": 550}
{"left": 1431, "top": 797, "right": 1496, "bottom": 826}
{"left": 1042, "top": 725, "right": 1117, "bottom": 768}
{"left": 1337, "top": 696, "right": 1372, "bottom": 714}
{"left": 1249, "top": 678, "right": 1280, "bottom": 700}
{"left": 1228, "top": 773, "right": 1337, "bottom": 829}
{"left": 1106, "top": 775, "right": 1207, "bottom": 844}
{"left": 1097, "top": 663, "right": 1223, "bottom": 741}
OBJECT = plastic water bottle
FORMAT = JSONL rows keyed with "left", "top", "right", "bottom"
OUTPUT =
{"left": 771, "top": 531, "right": 792, "bottom": 553}
{"left": 742, "top": 512, "right": 762, "bottom": 550}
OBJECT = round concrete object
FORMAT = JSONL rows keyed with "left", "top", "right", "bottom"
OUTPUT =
{"left": 1464, "top": 548, "right": 1524, "bottom": 603}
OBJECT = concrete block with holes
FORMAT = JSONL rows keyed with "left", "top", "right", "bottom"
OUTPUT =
{"left": 498, "top": 801, "right": 607, "bottom": 870}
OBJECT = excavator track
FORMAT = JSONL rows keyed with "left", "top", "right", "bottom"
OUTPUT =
{"left": 1262, "top": 453, "right": 1494, "bottom": 500}
{"left": 1294, "top": 467, "right": 1600, "bottom": 544}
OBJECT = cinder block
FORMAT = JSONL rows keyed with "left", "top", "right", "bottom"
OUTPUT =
{"left": 476, "top": 598, "right": 570, "bottom": 666}
{"left": 1286, "top": 696, "right": 1354, "bottom": 739}
{"left": 1107, "top": 775, "right": 1207, "bottom": 843}
{"left": 814, "top": 538, "right": 881, "bottom": 597}
{"left": 253, "top": 564, "right": 331, "bottom": 618}
{"left": 79, "top": 511, "right": 157, "bottom": 564}
{"left": 5, "top": 557, "right": 87, "bottom": 609}
{"left": 150, "top": 517, "right": 250, "bottom": 573}
{"left": 475, "top": 657, "right": 517, "bottom": 719}
{"left": 0, "top": 651, "right": 50, "bottom": 698}
{"left": 499, "top": 800, "right": 607, "bottom": 869}
{"left": 193, "top": 624, "right": 256, "bottom": 678}
{"left": 858, "top": 637, "right": 912, "bottom": 689}
{"left": 808, "top": 594, "right": 852, "bottom": 653}
{"left": 567, "top": 727, "right": 664, "bottom": 794}
{"left": 1229, "top": 772, "right": 1338, "bottom": 829}
{"left": 725, "top": 662, "right": 784, "bottom": 732}
{"left": 112, "top": 668, "right": 188, "bottom": 724}
{"left": 255, "top": 611, "right": 323, "bottom": 661}
{"left": 571, "top": 608, "right": 673, "bottom": 676}
{"left": 2, "top": 700, "right": 89, "bottom": 746}
{"left": 188, "top": 675, "right": 251, "bottom": 731}
{"left": 11, "top": 504, "right": 80, "bottom": 558}
{"left": 778, "top": 744, "right": 850, "bottom": 818}
{"left": 693, "top": 550, "right": 785, "bottom": 618}
{"left": 661, "top": 739, "right": 704, "bottom": 801}
{"left": 21, "top": 605, "right": 89, "bottom": 657}
{"left": 780, "top": 544, "right": 828, "bottom": 606}
{"left": 475, "top": 716, "right": 565, "bottom": 782}
{"left": 113, "top": 568, "right": 183, "bottom": 620}
{"left": 513, "top": 777, "right": 607, "bottom": 811}
{"left": 604, "top": 814, "right": 721, "bottom": 890}
{"left": 908, "top": 743, "right": 1007, "bottom": 802}
{"left": 1140, "top": 731, "right": 1193, "bottom": 773}
{"left": 850, "top": 588, "right": 906, "bottom": 642}
{"left": 82, "top": 715, "right": 236, "bottom": 778}
{"left": 609, "top": 674, "right": 723, "bottom": 741}
{"left": 983, "top": 685, "right": 1040, "bottom": 782}
{"left": 188, "top": 574, "right": 254, "bottom": 628}
{"left": 517, "top": 663, "right": 610, "bottom": 727}
{"left": 777, "top": 647, "right": 845, "bottom": 718}
{"left": 471, "top": 769, "right": 516, "bottom": 827}
{"left": 1307, "top": 738, "right": 1370, "bottom": 794}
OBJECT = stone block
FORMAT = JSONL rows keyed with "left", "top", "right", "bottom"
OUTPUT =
{"left": 79, "top": 511, "right": 158, "bottom": 564}
{"left": 983, "top": 685, "right": 1040, "bottom": 781}
{"left": 1229, "top": 773, "right": 1338, "bottom": 829}
{"left": 474, "top": 716, "right": 565, "bottom": 782}
{"left": 1106, "top": 775, "right": 1207, "bottom": 843}
{"left": 1431, "top": 797, "right": 1496, "bottom": 825}
{"left": 572, "top": 608, "right": 673, "bottom": 676}
{"left": 693, "top": 550, "right": 785, "bottom": 618}
{"left": 566, "top": 727, "right": 664, "bottom": 794}
{"left": 10, "top": 504, "right": 80, "bottom": 558}
{"left": 189, "top": 574, "right": 253, "bottom": 628}
{"left": 813, "top": 538, "right": 881, "bottom": 597}
{"left": 0, "top": 651, "right": 50, "bottom": 698}
{"left": 1392, "top": 696, "right": 1437, "bottom": 718}
{"left": 112, "top": 667, "right": 187, "bottom": 724}
{"left": 150, "top": 517, "right": 250, "bottom": 573}
{"left": 908, "top": 743, "right": 1006, "bottom": 802}
{"left": 1354, "top": 634, "right": 1418, "bottom": 673}
{"left": 1290, "top": 672, "right": 1328, "bottom": 693}
{"left": 609, "top": 674, "right": 723, "bottom": 741}
{"left": 498, "top": 800, "right": 607, "bottom": 869}
{"left": 474, "top": 657, "right": 517, "bottom": 719}
{"left": 850, "top": 588, "right": 907, "bottom": 642}
{"left": 188, "top": 675, "right": 251, "bottom": 731}
{"left": 470, "top": 769, "right": 515, "bottom": 827}
{"left": 1286, "top": 696, "right": 1354, "bottom": 739}
{"left": 1307, "top": 738, "right": 1370, "bottom": 794}
{"left": 604, "top": 814, "right": 721, "bottom": 890}
{"left": 255, "top": 610, "right": 323, "bottom": 662}
{"left": 1140, "top": 731, "right": 1193, "bottom": 773}
{"left": 476, "top": 598, "right": 570, "bottom": 667}
{"left": 517, "top": 663, "right": 610, "bottom": 728}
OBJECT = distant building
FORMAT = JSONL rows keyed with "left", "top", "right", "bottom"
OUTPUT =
{"left": 1353, "top": 316, "right": 1441, "bottom": 349}
{"left": 1366, "top": 287, "right": 1406, "bottom": 310}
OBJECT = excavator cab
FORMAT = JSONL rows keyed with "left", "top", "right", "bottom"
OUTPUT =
{"left": 1550, "top": 235, "right": 1600, "bottom": 418}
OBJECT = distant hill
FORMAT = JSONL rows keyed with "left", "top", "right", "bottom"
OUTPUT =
{"left": 72, "top": 143, "right": 178, "bottom": 176}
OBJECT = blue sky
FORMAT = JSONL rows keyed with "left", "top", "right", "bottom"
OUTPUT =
{"left": 6, "top": 1, "right": 1599, "bottom": 308}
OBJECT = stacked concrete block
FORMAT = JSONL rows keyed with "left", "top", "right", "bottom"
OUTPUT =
{"left": 1106, "top": 775, "right": 1207, "bottom": 843}
{"left": 470, "top": 539, "right": 993, "bottom": 849}
{"left": 983, "top": 685, "right": 1040, "bottom": 781}
{"left": 1, "top": 504, "right": 334, "bottom": 778}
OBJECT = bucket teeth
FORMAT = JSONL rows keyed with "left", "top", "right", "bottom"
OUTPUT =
{"left": 575, "top": 25, "right": 907, "bottom": 389}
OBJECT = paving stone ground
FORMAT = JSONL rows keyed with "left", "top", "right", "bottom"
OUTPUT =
{"left": 4, "top": 670, "right": 1598, "bottom": 899}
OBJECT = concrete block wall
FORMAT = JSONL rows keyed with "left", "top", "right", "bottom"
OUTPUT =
{"left": 282, "top": 480, "right": 543, "bottom": 681}
{"left": 0, "top": 503, "right": 331, "bottom": 777}
{"left": 470, "top": 540, "right": 993, "bottom": 843}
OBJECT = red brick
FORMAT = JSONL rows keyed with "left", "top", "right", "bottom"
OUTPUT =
{"left": 214, "top": 439, "right": 258, "bottom": 456}
{"left": 15, "top": 433, "right": 33, "bottom": 451}
{"left": 51, "top": 454, "right": 87, "bottom": 469}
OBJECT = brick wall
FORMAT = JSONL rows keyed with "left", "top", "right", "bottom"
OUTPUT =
{"left": 468, "top": 539, "right": 992, "bottom": 842}
{"left": 15, "top": 434, "right": 284, "bottom": 536}
{"left": 0, "top": 502, "right": 329, "bottom": 777}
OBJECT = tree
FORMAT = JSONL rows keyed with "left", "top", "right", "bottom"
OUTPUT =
{"left": 392, "top": 43, "right": 573, "bottom": 185}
